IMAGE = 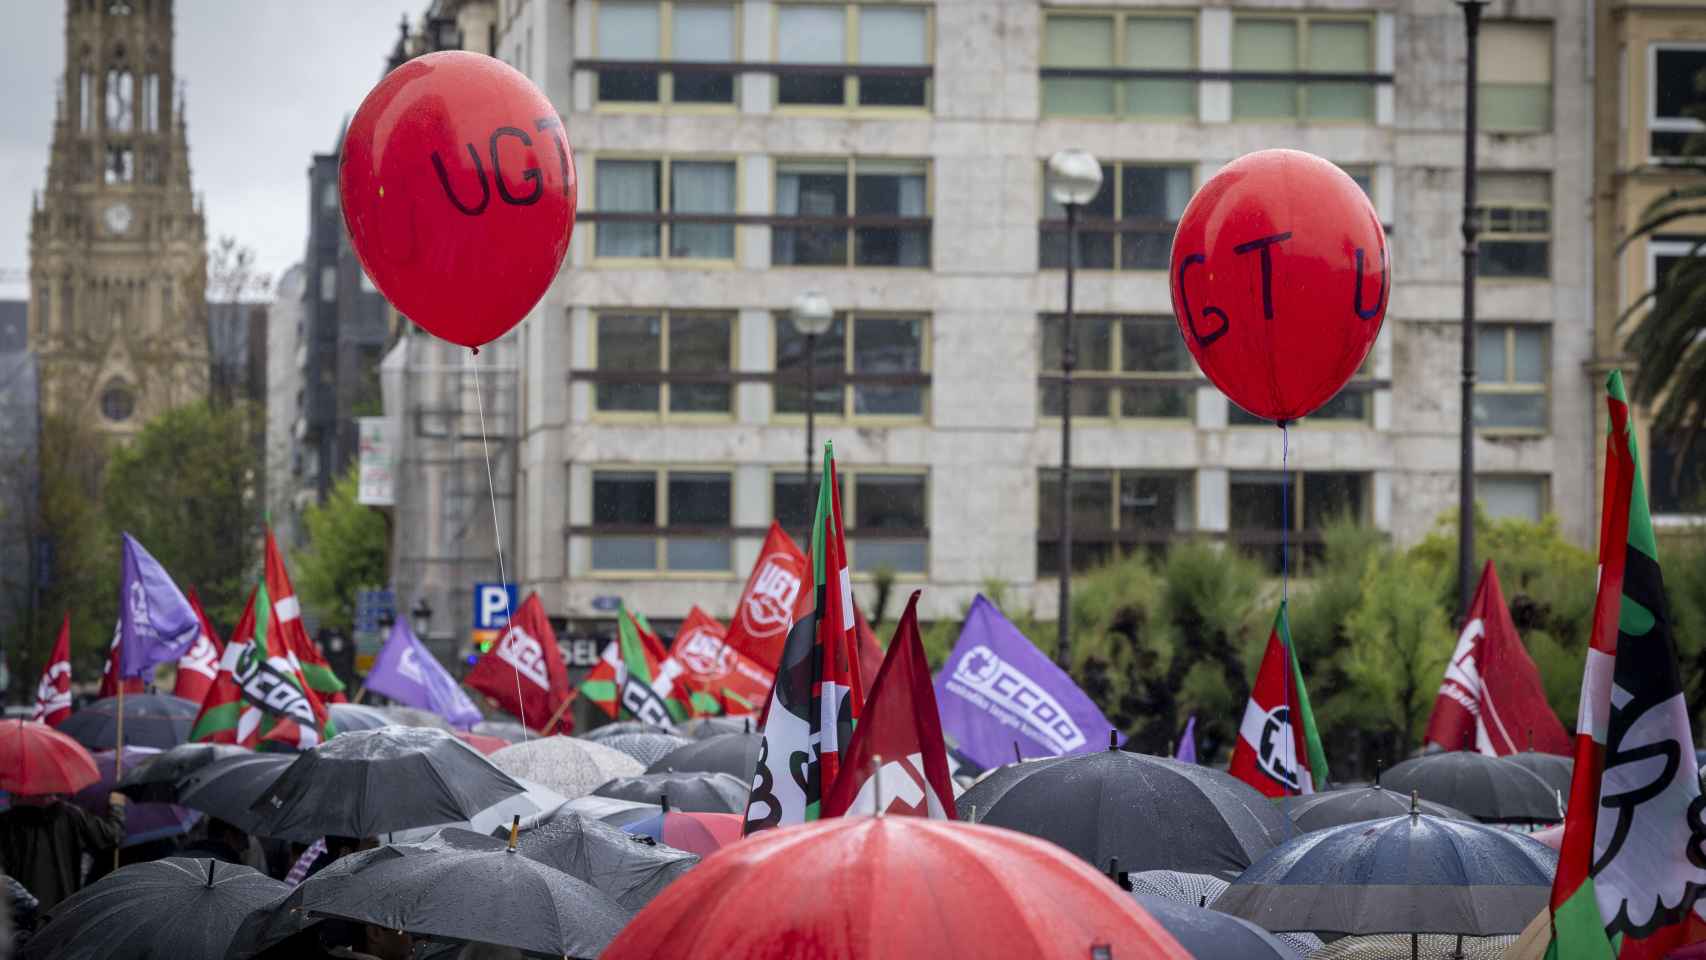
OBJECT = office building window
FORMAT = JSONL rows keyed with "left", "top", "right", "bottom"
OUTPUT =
{"left": 595, "top": 1, "right": 736, "bottom": 105}
{"left": 1038, "top": 314, "right": 1193, "bottom": 420}
{"left": 1478, "top": 173, "right": 1550, "bottom": 279}
{"left": 1230, "top": 356, "right": 1374, "bottom": 426}
{"left": 773, "top": 159, "right": 930, "bottom": 268}
{"left": 1651, "top": 45, "right": 1706, "bottom": 160}
{"left": 319, "top": 267, "right": 336, "bottom": 302}
{"left": 590, "top": 469, "right": 733, "bottom": 571}
{"left": 1040, "top": 163, "right": 1191, "bottom": 271}
{"left": 1229, "top": 471, "right": 1368, "bottom": 572}
{"left": 1474, "top": 324, "right": 1547, "bottom": 431}
{"left": 592, "top": 312, "right": 734, "bottom": 416}
{"left": 773, "top": 313, "right": 929, "bottom": 418}
{"left": 1232, "top": 15, "right": 1373, "bottom": 122}
{"left": 1651, "top": 235, "right": 1705, "bottom": 302}
{"left": 1479, "top": 475, "right": 1547, "bottom": 523}
{"left": 593, "top": 158, "right": 737, "bottom": 260}
{"left": 772, "top": 469, "right": 928, "bottom": 573}
{"left": 1479, "top": 23, "right": 1551, "bottom": 133}
{"left": 1649, "top": 431, "right": 1706, "bottom": 514}
{"left": 1038, "top": 469, "right": 1193, "bottom": 575}
{"left": 776, "top": 3, "right": 930, "bottom": 108}
{"left": 1040, "top": 12, "right": 1195, "bottom": 118}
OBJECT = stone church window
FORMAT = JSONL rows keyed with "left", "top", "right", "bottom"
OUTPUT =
{"left": 141, "top": 72, "right": 159, "bottom": 131}
{"left": 108, "top": 1, "right": 133, "bottom": 15}
{"left": 101, "top": 381, "right": 135, "bottom": 422}
{"left": 59, "top": 278, "right": 75, "bottom": 336}
{"left": 141, "top": 146, "right": 160, "bottom": 184}
{"left": 106, "top": 60, "right": 132, "bottom": 133}
{"left": 78, "top": 69, "right": 94, "bottom": 132}
{"left": 106, "top": 143, "right": 133, "bottom": 183}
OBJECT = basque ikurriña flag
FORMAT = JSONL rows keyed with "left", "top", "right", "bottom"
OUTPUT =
{"left": 466, "top": 592, "right": 573, "bottom": 733}
{"left": 743, "top": 442, "right": 864, "bottom": 834}
{"left": 265, "top": 531, "right": 346, "bottom": 703}
{"left": 1229, "top": 602, "right": 1328, "bottom": 798}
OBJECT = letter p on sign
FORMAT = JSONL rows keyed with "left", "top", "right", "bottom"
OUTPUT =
{"left": 475, "top": 583, "right": 517, "bottom": 630}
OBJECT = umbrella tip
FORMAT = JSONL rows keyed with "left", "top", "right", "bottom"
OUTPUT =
{"left": 1107, "top": 729, "right": 1117, "bottom": 752}
{"left": 1375, "top": 759, "right": 1382, "bottom": 787}
{"left": 1410, "top": 789, "right": 1420, "bottom": 818}
{"left": 872, "top": 754, "right": 884, "bottom": 818}
{"left": 660, "top": 793, "right": 670, "bottom": 814}
{"left": 508, "top": 814, "right": 520, "bottom": 851}
{"left": 967, "top": 803, "right": 978, "bottom": 824}
{"left": 206, "top": 858, "right": 216, "bottom": 887}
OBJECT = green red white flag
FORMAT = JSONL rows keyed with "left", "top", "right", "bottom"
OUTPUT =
{"left": 189, "top": 584, "right": 333, "bottom": 750}
{"left": 580, "top": 606, "right": 710, "bottom": 724}
{"left": 264, "top": 530, "right": 346, "bottom": 703}
{"left": 1229, "top": 602, "right": 1328, "bottom": 798}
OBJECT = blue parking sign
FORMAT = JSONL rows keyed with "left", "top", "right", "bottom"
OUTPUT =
{"left": 474, "top": 583, "right": 518, "bottom": 630}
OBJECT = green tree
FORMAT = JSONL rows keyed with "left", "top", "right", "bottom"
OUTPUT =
{"left": 292, "top": 468, "right": 390, "bottom": 634}
{"left": 1335, "top": 550, "right": 1455, "bottom": 765}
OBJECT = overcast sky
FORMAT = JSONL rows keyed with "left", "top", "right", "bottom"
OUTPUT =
{"left": 0, "top": 2, "right": 408, "bottom": 300}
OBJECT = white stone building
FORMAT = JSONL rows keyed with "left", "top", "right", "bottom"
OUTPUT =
{"left": 491, "top": 0, "right": 1593, "bottom": 624}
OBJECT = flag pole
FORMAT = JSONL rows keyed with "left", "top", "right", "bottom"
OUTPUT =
{"left": 113, "top": 673, "right": 125, "bottom": 871}
{"left": 540, "top": 696, "right": 574, "bottom": 736}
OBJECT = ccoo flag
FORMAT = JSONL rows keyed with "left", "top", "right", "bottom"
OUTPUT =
{"left": 116, "top": 533, "right": 200, "bottom": 679}
{"left": 1229, "top": 602, "right": 1328, "bottom": 798}
{"left": 466, "top": 592, "right": 574, "bottom": 733}
{"left": 366, "top": 617, "right": 483, "bottom": 729}
{"left": 32, "top": 614, "right": 73, "bottom": 727}
{"left": 1424, "top": 560, "right": 1570, "bottom": 757}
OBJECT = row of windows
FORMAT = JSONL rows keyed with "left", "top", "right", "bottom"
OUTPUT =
{"left": 583, "top": 466, "right": 1552, "bottom": 575}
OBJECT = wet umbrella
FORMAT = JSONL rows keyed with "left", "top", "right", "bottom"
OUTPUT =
{"left": 247, "top": 727, "right": 526, "bottom": 842}
{"left": 955, "top": 755, "right": 1071, "bottom": 821}
{"left": 511, "top": 808, "right": 699, "bottom": 910}
{"left": 1123, "top": 870, "right": 1324, "bottom": 957}
{"left": 116, "top": 743, "right": 250, "bottom": 804}
{"left": 970, "top": 748, "right": 1288, "bottom": 879}
{"left": 0, "top": 720, "right": 101, "bottom": 796}
{"left": 1501, "top": 752, "right": 1573, "bottom": 797}
{"left": 72, "top": 747, "right": 201, "bottom": 847}
{"left": 599, "top": 732, "right": 691, "bottom": 768}
{"left": 326, "top": 703, "right": 390, "bottom": 733}
{"left": 453, "top": 731, "right": 509, "bottom": 756}
{"left": 176, "top": 754, "right": 292, "bottom": 834}
{"left": 1214, "top": 810, "right": 1557, "bottom": 937}
{"left": 1308, "top": 933, "right": 1516, "bottom": 959}
{"left": 1286, "top": 786, "right": 1472, "bottom": 832}
{"left": 602, "top": 817, "right": 1193, "bottom": 959}
{"left": 581, "top": 720, "right": 674, "bottom": 742}
{"left": 593, "top": 771, "right": 748, "bottom": 813}
{"left": 372, "top": 705, "right": 454, "bottom": 731}
{"left": 1382, "top": 753, "right": 1561, "bottom": 824}
{"left": 619, "top": 809, "right": 743, "bottom": 858}
{"left": 1130, "top": 893, "right": 1302, "bottom": 960}
{"left": 386, "top": 777, "right": 568, "bottom": 843}
{"left": 59, "top": 695, "right": 199, "bottom": 751}
{"left": 472, "top": 720, "right": 528, "bottom": 743}
{"left": 20, "top": 857, "right": 287, "bottom": 960}
{"left": 645, "top": 732, "right": 759, "bottom": 778}
{"left": 490, "top": 737, "right": 642, "bottom": 800}
{"left": 677, "top": 716, "right": 752, "bottom": 739}
{"left": 557, "top": 794, "right": 660, "bottom": 825}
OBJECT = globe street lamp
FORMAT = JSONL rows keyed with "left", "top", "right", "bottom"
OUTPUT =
{"left": 411, "top": 595, "right": 433, "bottom": 641}
{"left": 792, "top": 290, "right": 834, "bottom": 487}
{"left": 1046, "top": 149, "right": 1103, "bottom": 669}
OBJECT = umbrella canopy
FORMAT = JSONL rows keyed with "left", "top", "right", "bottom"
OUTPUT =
{"left": 598, "top": 732, "right": 692, "bottom": 767}
{"left": 593, "top": 771, "right": 749, "bottom": 813}
{"left": 645, "top": 732, "right": 759, "bottom": 778}
{"left": 453, "top": 731, "right": 509, "bottom": 756}
{"left": 1500, "top": 752, "right": 1573, "bottom": 797}
{"left": 1124, "top": 870, "right": 1324, "bottom": 957}
{"left": 581, "top": 720, "right": 674, "bottom": 742}
{"left": 955, "top": 756, "right": 1072, "bottom": 821}
{"left": 472, "top": 720, "right": 528, "bottom": 743}
{"left": 1131, "top": 893, "right": 1302, "bottom": 960}
{"left": 1381, "top": 753, "right": 1560, "bottom": 824}
{"left": 1, "top": 720, "right": 102, "bottom": 796}
{"left": 512, "top": 809, "right": 699, "bottom": 911}
{"left": 677, "top": 716, "right": 752, "bottom": 739}
{"left": 1215, "top": 812, "right": 1557, "bottom": 936}
{"left": 293, "top": 829, "right": 630, "bottom": 958}
{"left": 386, "top": 776, "right": 568, "bottom": 843}
{"left": 20, "top": 857, "right": 286, "bottom": 960}
{"left": 1286, "top": 786, "right": 1473, "bottom": 832}
{"left": 116, "top": 743, "right": 250, "bottom": 804}
{"left": 557, "top": 794, "right": 660, "bottom": 826}
{"left": 326, "top": 703, "right": 390, "bottom": 733}
{"left": 372, "top": 705, "right": 454, "bottom": 731}
{"left": 176, "top": 754, "right": 293, "bottom": 834}
{"left": 1310, "top": 933, "right": 1517, "bottom": 959}
{"left": 58, "top": 695, "right": 198, "bottom": 751}
{"left": 72, "top": 748, "right": 200, "bottom": 847}
{"left": 248, "top": 727, "right": 526, "bottom": 842}
{"left": 619, "top": 810, "right": 743, "bottom": 858}
{"left": 602, "top": 817, "right": 1193, "bottom": 959}
{"left": 971, "top": 749, "right": 1288, "bottom": 878}
{"left": 490, "top": 737, "right": 643, "bottom": 800}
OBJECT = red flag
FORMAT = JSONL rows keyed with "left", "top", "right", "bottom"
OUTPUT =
{"left": 1229, "top": 604, "right": 1328, "bottom": 798}
{"left": 853, "top": 602, "right": 884, "bottom": 699}
{"left": 264, "top": 530, "right": 347, "bottom": 703}
{"left": 723, "top": 523, "right": 807, "bottom": 673}
{"left": 668, "top": 607, "right": 774, "bottom": 716}
{"left": 1424, "top": 560, "right": 1569, "bottom": 756}
{"left": 466, "top": 592, "right": 573, "bottom": 732}
{"left": 189, "top": 590, "right": 256, "bottom": 747}
{"left": 98, "top": 621, "right": 146, "bottom": 698}
{"left": 823, "top": 592, "right": 956, "bottom": 819}
{"left": 173, "top": 589, "right": 225, "bottom": 706}
{"left": 32, "top": 613, "right": 73, "bottom": 727}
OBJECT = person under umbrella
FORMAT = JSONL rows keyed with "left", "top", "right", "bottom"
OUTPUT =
{"left": 1380, "top": 752, "right": 1559, "bottom": 824}
{"left": 591, "top": 771, "right": 748, "bottom": 813}
{"left": 645, "top": 732, "right": 759, "bottom": 779}
{"left": 507, "top": 809, "right": 698, "bottom": 911}
{"left": 0, "top": 721, "right": 125, "bottom": 910}
{"left": 68, "top": 747, "right": 200, "bottom": 882}
{"left": 57, "top": 695, "right": 199, "bottom": 751}
{"left": 115, "top": 743, "right": 250, "bottom": 804}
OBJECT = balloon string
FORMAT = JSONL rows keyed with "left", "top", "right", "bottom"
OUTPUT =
{"left": 1281, "top": 424, "right": 1290, "bottom": 608}
{"left": 472, "top": 352, "right": 524, "bottom": 741}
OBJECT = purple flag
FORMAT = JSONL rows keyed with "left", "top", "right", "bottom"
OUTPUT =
{"left": 932, "top": 594, "right": 1121, "bottom": 770}
{"left": 1176, "top": 715, "right": 1197, "bottom": 764}
{"left": 365, "top": 618, "right": 482, "bottom": 729}
{"left": 117, "top": 533, "right": 199, "bottom": 679}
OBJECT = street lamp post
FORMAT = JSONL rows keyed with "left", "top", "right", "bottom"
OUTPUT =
{"left": 792, "top": 291, "right": 834, "bottom": 488}
{"left": 1458, "top": 0, "right": 1486, "bottom": 621}
{"left": 412, "top": 596, "right": 433, "bottom": 641}
{"left": 1046, "top": 149, "right": 1103, "bottom": 669}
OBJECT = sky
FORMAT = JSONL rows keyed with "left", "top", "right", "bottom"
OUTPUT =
{"left": 0, "top": 1, "right": 408, "bottom": 300}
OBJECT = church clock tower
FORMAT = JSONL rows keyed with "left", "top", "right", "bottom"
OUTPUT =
{"left": 29, "top": 0, "right": 207, "bottom": 436}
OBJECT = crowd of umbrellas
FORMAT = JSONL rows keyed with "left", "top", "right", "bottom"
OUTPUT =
{"left": 2, "top": 692, "right": 1588, "bottom": 959}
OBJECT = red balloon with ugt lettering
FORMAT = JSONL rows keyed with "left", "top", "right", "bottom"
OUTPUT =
{"left": 340, "top": 51, "right": 577, "bottom": 349}
{"left": 1169, "top": 149, "right": 1388, "bottom": 423}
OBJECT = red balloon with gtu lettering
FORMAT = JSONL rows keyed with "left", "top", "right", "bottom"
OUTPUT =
{"left": 1169, "top": 149, "right": 1388, "bottom": 424}
{"left": 340, "top": 51, "right": 577, "bottom": 349}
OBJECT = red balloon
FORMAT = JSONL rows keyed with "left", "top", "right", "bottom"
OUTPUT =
{"left": 1169, "top": 148, "right": 1388, "bottom": 423}
{"left": 340, "top": 51, "right": 577, "bottom": 349}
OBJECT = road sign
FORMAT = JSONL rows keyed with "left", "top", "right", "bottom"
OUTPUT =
{"left": 474, "top": 583, "right": 519, "bottom": 630}
{"left": 590, "top": 595, "right": 622, "bottom": 612}
{"left": 354, "top": 589, "right": 396, "bottom": 658}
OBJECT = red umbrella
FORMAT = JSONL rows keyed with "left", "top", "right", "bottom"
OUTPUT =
{"left": 454, "top": 731, "right": 509, "bottom": 756}
{"left": 620, "top": 810, "right": 742, "bottom": 858}
{"left": 0, "top": 719, "right": 101, "bottom": 796}
{"left": 602, "top": 816, "right": 1193, "bottom": 959}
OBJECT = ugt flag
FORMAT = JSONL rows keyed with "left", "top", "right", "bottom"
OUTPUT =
{"left": 366, "top": 617, "right": 482, "bottom": 729}
{"left": 1229, "top": 602, "right": 1328, "bottom": 798}
{"left": 667, "top": 607, "right": 773, "bottom": 716}
{"left": 1424, "top": 560, "right": 1569, "bottom": 757}
{"left": 466, "top": 592, "right": 573, "bottom": 733}
{"left": 933, "top": 593, "right": 1117, "bottom": 771}
{"left": 32, "top": 613, "right": 73, "bottom": 727}
{"left": 117, "top": 532, "right": 199, "bottom": 679}
{"left": 722, "top": 522, "right": 807, "bottom": 673}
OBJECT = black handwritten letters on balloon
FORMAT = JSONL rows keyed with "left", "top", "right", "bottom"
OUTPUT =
{"left": 1176, "top": 231, "right": 1389, "bottom": 350}
{"left": 430, "top": 116, "right": 572, "bottom": 216}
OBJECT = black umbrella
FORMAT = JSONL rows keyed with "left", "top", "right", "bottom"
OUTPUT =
{"left": 326, "top": 703, "right": 391, "bottom": 733}
{"left": 969, "top": 748, "right": 1288, "bottom": 878}
{"left": 581, "top": 720, "right": 674, "bottom": 742}
{"left": 1214, "top": 810, "right": 1557, "bottom": 936}
{"left": 247, "top": 727, "right": 526, "bottom": 842}
{"left": 677, "top": 716, "right": 752, "bottom": 739}
{"left": 116, "top": 743, "right": 251, "bottom": 804}
{"left": 593, "top": 771, "right": 749, "bottom": 813}
{"left": 509, "top": 810, "right": 698, "bottom": 911}
{"left": 1502, "top": 752, "right": 1573, "bottom": 797}
{"left": 176, "top": 754, "right": 293, "bottom": 834}
{"left": 59, "top": 694, "right": 199, "bottom": 751}
{"left": 955, "top": 756, "right": 1071, "bottom": 821}
{"left": 1382, "top": 752, "right": 1561, "bottom": 823}
{"left": 1285, "top": 786, "right": 1472, "bottom": 832}
{"left": 599, "top": 732, "right": 692, "bottom": 768}
{"left": 1130, "top": 893, "right": 1302, "bottom": 960}
{"left": 20, "top": 857, "right": 287, "bottom": 960}
{"left": 645, "top": 732, "right": 759, "bottom": 778}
